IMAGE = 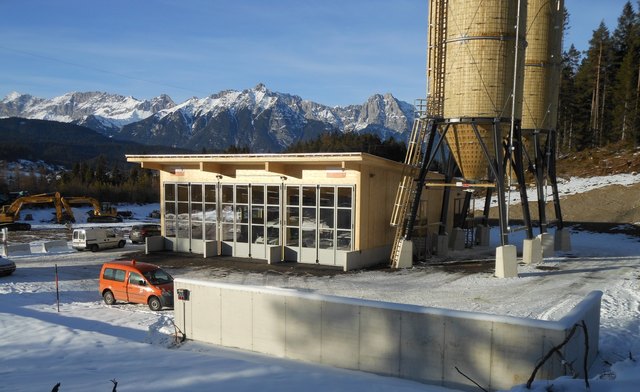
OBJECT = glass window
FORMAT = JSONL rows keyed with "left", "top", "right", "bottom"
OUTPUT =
{"left": 237, "top": 185, "right": 249, "bottom": 204}
{"left": 267, "top": 206, "right": 280, "bottom": 226}
{"left": 129, "top": 272, "right": 144, "bottom": 285}
{"left": 252, "top": 225, "right": 264, "bottom": 244}
{"left": 191, "top": 222, "right": 203, "bottom": 240}
{"left": 221, "top": 204, "right": 234, "bottom": 223}
{"left": 103, "top": 268, "right": 125, "bottom": 282}
{"left": 286, "top": 207, "right": 299, "bottom": 226}
{"left": 252, "top": 206, "right": 264, "bottom": 224}
{"left": 164, "top": 183, "right": 175, "bottom": 201}
{"left": 319, "top": 229, "right": 334, "bottom": 249}
{"left": 165, "top": 219, "right": 176, "bottom": 238}
{"left": 177, "top": 184, "right": 189, "bottom": 202}
{"left": 191, "top": 184, "right": 203, "bottom": 203}
{"left": 205, "top": 222, "right": 217, "bottom": 240}
{"left": 222, "top": 185, "right": 233, "bottom": 203}
{"left": 286, "top": 228, "right": 299, "bottom": 246}
{"left": 320, "top": 208, "right": 334, "bottom": 229}
{"left": 319, "top": 187, "right": 334, "bottom": 207}
{"left": 338, "top": 187, "right": 352, "bottom": 207}
{"left": 337, "top": 231, "right": 352, "bottom": 250}
{"left": 302, "top": 186, "right": 316, "bottom": 206}
{"left": 267, "top": 186, "right": 279, "bottom": 205}
{"left": 237, "top": 205, "right": 249, "bottom": 224}
{"left": 204, "top": 184, "right": 216, "bottom": 203}
{"left": 267, "top": 227, "right": 279, "bottom": 245}
{"left": 337, "top": 209, "right": 351, "bottom": 230}
{"left": 251, "top": 185, "right": 264, "bottom": 205}
{"left": 204, "top": 203, "right": 217, "bottom": 222}
{"left": 286, "top": 186, "right": 299, "bottom": 205}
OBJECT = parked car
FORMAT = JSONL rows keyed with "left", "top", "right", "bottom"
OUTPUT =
{"left": 129, "top": 224, "right": 161, "bottom": 244}
{"left": 99, "top": 259, "right": 173, "bottom": 311}
{"left": 72, "top": 228, "right": 126, "bottom": 252}
{"left": 0, "top": 255, "right": 16, "bottom": 277}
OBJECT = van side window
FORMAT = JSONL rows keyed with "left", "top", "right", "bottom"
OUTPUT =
{"left": 128, "top": 272, "right": 144, "bottom": 285}
{"left": 103, "top": 268, "right": 126, "bottom": 282}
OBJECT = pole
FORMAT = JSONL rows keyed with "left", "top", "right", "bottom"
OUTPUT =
{"left": 55, "top": 264, "right": 60, "bottom": 312}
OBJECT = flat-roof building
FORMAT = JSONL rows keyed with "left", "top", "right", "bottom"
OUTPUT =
{"left": 127, "top": 152, "right": 412, "bottom": 271}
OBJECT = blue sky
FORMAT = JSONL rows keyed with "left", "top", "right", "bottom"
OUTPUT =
{"left": 0, "top": 0, "right": 632, "bottom": 107}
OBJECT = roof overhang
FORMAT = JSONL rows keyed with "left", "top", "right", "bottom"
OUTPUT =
{"left": 126, "top": 152, "right": 409, "bottom": 178}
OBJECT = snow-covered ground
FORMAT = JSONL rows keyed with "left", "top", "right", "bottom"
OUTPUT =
{"left": 2, "top": 174, "right": 640, "bottom": 392}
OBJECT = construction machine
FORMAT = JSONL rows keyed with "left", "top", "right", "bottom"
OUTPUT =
{"left": 0, "top": 192, "right": 74, "bottom": 230}
{"left": 61, "top": 197, "right": 123, "bottom": 223}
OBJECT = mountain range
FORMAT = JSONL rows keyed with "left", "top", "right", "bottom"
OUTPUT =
{"left": 0, "top": 84, "right": 415, "bottom": 153}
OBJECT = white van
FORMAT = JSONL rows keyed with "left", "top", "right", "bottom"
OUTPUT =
{"left": 72, "top": 228, "right": 126, "bottom": 252}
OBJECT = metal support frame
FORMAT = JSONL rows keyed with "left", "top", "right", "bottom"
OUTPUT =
{"left": 404, "top": 116, "right": 534, "bottom": 248}
{"left": 522, "top": 128, "right": 564, "bottom": 233}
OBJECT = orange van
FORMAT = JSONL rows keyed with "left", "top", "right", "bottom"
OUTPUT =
{"left": 99, "top": 260, "right": 173, "bottom": 311}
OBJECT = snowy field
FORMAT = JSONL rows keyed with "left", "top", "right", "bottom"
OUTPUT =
{"left": 1, "top": 174, "right": 640, "bottom": 392}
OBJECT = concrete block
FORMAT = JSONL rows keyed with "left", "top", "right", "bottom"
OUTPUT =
{"left": 3, "top": 243, "right": 31, "bottom": 256}
{"left": 358, "top": 306, "right": 401, "bottom": 376}
{"left": 267, "top": 245, "right": 282, "bottom": 264}
{"left": 400, "top": 312, "right": 445, "bottom": 385}
{"left": 495, "top": 245, "right": 518, "bottom": 278}
{"left": 252, "top": 292, "right": 286, "bottom": 357}
{"left": 145, "top": 236, "right": 165, "bottom": 253}
{"left": 450, "top": 228, "right": 465, "bottom": 251}
{"left": 436, "top": 234, "right": 449, "bottom": 256}
{"left": 475, "top": 225, "right": 490, "bottom": 247}
{"left": 396, "top": 240, "right": 413, "bottom": 268}
{"left": 220, "top": 289, "right": 253, "bottom": 350}
{"left": 538, "top": 233, "right": 555, "bottom": 258}
{"left": 554, "top": 229, "right": 572, "bottom": 252}
{"left": 41, "top": 240, "right": 68, "bottom": 253}
{"left": 285, "top": 296, "right": 322, "bottom": 362}
{"left": 320, "top": 301, "right": 360, "bottom": 369}
{"left": 522, "top": 237, "right": 542, "bottom": 264}
{"left": 203, "top": 240, "right": 218, "bottom": 258}
{"left": 490, "top": 323, "right": 547, "bottom": 390}
{"left": 442, "top": 316, "right": 493, "bottom": 391}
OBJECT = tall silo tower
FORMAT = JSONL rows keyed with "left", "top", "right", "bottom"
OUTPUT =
{"left": 522, "top": 0, "right": 569, "bottom": 250}
{"left": 390, "top": 0, "right": 534, "bottom": 268}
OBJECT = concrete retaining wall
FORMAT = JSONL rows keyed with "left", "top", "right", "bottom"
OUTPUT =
{"left": 174, "top": 279, "right": 601, "bottom": 391}
{"left": 0, "top": 243, "right": 32, "bottom": 256}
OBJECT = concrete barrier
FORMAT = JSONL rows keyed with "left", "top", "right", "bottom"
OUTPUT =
{"left": 174, "top": 279, "right": 601, "bottom": 391}
{"left": 145, "top": 236, "right": 166, "bottom": 254}
{"left": 40, "top": 240, "right": 69, "bottom": 253}
{"left": 0, "top": 243, "right": 32, "bottom": 256}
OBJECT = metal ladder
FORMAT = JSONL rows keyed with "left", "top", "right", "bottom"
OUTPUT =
{"left": 390, "top": 113, "right": 430, "bottom": 268}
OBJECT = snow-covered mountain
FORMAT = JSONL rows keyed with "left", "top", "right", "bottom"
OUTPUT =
{"left": 1, "top": 85, "right": 414, "bottom": 152}
{"left": 0, "top": 91, "right": 175, "bottom": 136}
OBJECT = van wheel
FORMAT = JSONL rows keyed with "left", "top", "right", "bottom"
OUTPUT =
{"left": 148, "top": 296, "right": 162, "bottom": 311}
{"left": 90, "top": 244, "right": 99, "bottom": 252}
{"left": 118, "top": 240, "right": 126, "bottom": 248}
{"left": 103, "top": 290, "right": 116, "bottom": 305}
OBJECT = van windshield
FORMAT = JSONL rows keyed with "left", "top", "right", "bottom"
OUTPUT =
{"left": 143, "top": 268, "right": 173, "bottom": 285}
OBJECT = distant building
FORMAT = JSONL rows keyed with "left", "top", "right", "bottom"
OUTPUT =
{"left": 127, "top": 152, "right": 411, "bottom": 270}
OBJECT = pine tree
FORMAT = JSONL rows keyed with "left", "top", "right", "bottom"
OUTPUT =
{"left": 610, "top": 2, "right": 639, "bottom": 143}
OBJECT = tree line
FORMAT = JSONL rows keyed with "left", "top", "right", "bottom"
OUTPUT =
{"left": 558, "top": 1, "right": 640, "bottom": 151}
{"left": 0, "top": 156, "right": 159, "bottom": 204}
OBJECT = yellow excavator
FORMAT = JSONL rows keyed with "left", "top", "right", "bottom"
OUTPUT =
{"left": 60, "top": 196, "right": 122, "bottom": 223}
{"left": 0, "top": 192, "right": 74, "bottom": 230}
